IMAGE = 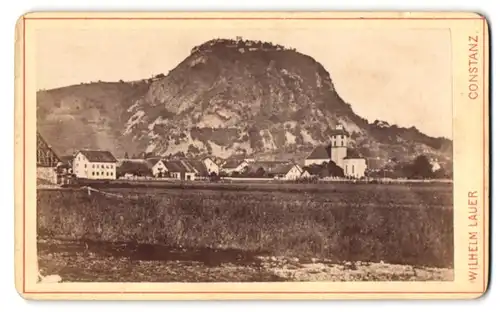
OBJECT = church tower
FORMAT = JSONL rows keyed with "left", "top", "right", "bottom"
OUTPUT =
{"left": 330, "top": 125, "right": 348, "bottom": 166}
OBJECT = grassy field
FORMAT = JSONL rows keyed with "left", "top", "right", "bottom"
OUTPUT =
{"left": 38, "top": 183, "right": 453, "bottom": 277}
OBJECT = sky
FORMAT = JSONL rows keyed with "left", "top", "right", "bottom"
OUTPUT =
{"left": 35, "top": 26, "right": 452, "bottom": 138}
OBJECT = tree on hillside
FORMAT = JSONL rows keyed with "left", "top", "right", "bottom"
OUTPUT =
{"left": 410, "top": 155, "right": 434, "bottom": 179}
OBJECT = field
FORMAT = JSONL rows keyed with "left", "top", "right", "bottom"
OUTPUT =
{"left": 37, "top": 183, "right": 454, "bottom": 282}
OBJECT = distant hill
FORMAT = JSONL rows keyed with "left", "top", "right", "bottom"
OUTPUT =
{"left": 37, "top": 38, "right": 452, "bottom": 168}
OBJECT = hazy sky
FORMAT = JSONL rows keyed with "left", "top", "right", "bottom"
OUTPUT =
{"left": 36, "top": 26, "right": 452, "bottom": 138}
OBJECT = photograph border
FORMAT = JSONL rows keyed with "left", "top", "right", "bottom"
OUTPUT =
{"left": 16, "top": 12, "right": 489, "bottom": 299}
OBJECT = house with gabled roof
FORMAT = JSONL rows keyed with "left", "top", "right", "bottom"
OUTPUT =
{"left": 145, "top": 157, "right": 168, "bottom": 177}
{"left": 201, "top": 156, "right": 219, "bottom": 175}
{"left": 36, "top": 131, "right": 61, "bottom": 184}
{"left": 243, "top": 161, "right": 304, "bottom": 180}
{"left": 72, "top": 150, "right": 118, "bottom": 180}
{"left": 272, "top": 163, "right": 304, "bottom": 180}
{"left": 163, "top": 160, "right": 197, "bottom": 180}
{"left": 221, "top": 158, "right": 249, "bottom": 175}
{"left": 185, "top": 160, "right": 209, "bottom": 177}
{"left": 117, "top": 159, "right": 151, "bottom": 178}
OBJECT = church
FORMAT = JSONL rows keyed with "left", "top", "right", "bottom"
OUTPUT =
{"left": 304, "top": 125, "right": 367, "bottom": 178}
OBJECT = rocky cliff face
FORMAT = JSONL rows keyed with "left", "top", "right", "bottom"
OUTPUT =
{"left": 37, "top": 38, "right": 452, "bottom": 167}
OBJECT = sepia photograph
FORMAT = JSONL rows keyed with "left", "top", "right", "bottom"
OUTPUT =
{"left": 15, "top": 12, "right": 489, "bottom": 300}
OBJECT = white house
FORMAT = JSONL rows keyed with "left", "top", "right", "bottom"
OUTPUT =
{"left": 272, "top": 163, "right": 304, "bottom": 180}
{"left": 430, "top": 158, "right": 442, "bottom": 172}
{"left": 203, "top": 157, "right": 219, "bottom": 175}
{"left": 304, "top": 125, "right": 367, "bottom": 178}
{"left": 163, "top": 160, "right": 197, "bottom": 181}
{"left": 146, "top": 158, "right": 168, "bottom": 177}
{"left": 72, "top": 150, "right": 117, "bottom": 180}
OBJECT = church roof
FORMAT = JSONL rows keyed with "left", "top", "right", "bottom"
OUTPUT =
{"left": 306, "top": 146, "right": 331, "bottom": 160}
{"left": 331, "top": 129, "right": 349, "bottom": 136}
{"left": 306, "top": 146, "right": 365, "bottom": 161}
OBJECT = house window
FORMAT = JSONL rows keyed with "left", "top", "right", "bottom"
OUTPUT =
{"left": 92, "top": 172, "right": 95, "bottom": 176}
{"left": 352, "top": 165, "right": 355, "bottom": 174}
{"left": 101, "top": 165, "right": 104, "bottom": 168}
{"left": 102, "top": 171, "right": 104, "bottom": 176}
{"left": 84, "top": 164, "right": 87, "bottom": 168}
{"left": 334, "top": 141, "right": 337, "bottom": 147}
{"left": 341, "top": 141, "right": 344, "bottom": 146}
{"left": 96, "top": 172, "right": 99, "bottom": 176}
{"left": 92, "top": 164, "right": 95, "bottom": 168}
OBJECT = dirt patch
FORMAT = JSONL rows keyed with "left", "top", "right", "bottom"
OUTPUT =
{"left": 38, "top": 238, "right": 282, "bottom": 282}
{"left": 37, "top": 238, "right": 452, "bottom": 283}
{"left": 257, "top": 256, "right": 453, "bottom": 281}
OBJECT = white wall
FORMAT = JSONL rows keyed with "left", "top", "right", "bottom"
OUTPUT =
{"left": 331, "top": 146, "right": 347, "bottom": 166}
{"left": 87, "top": 162, "right": 116, "bottom": 180}
{"left": 343, "top": 158, "right": 367, "bottom": 179}
{"left": 284, "top": 165, "right": 303, "bottom": 180}
{"left": 72, "top": 153, "right": 89, "bottom": 179}
{"left": 152, "top": 161, "right": 167, "bottom": 177}
{"left": 37, "top": 167, "right": 57, "bottom": 184}
{"left": 203, "top": 158, "right": 219, "bottom": 175}
{"left": 331, "top": 133, "right": 347, "bottom": 148}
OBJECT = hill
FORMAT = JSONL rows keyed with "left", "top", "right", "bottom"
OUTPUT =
{"left": 37, "top": 38, "right": 452, "bottom": 168}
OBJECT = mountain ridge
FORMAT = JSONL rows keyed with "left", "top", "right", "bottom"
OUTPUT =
{"left": 37, "top": 37, "right": 452, "bottom": 169}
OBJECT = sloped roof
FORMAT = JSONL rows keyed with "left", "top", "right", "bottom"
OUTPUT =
{"left": 117, "top": 159, "right": 151, "bottom": 174}
{"left": 270, "top": 163, "right": 300, "bottom": 175}
{"left": 306, "top": 145, "right": 331, "bottom": 160}
{"left": 145, "top": 157, "right": 162, "bottom": 169}
{"left": 78, "top": 150, "right": 117, "bottom": 163}
{"left": 37, "top": 131, "right": 61, "bottom": 167}
{"left": 222, "top": 159, "right": 247, "bottom": 169}
{"left": 163, "top": 160, "right": 197, "bottom": 173}
{"left": 186, "top": 160, "right": 209, "bottom": 176}
{"left": 247, "top": 161, "right": 294, "bottom": 175}
{"left": 332, "top": 129, "right": 349, "bottom": 136}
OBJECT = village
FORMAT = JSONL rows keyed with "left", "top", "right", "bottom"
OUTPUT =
{"left": 37, "top": 125, "right": 384, "bottom": 186}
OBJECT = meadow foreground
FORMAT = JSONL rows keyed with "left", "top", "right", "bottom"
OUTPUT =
{"left": 37, "top": 183, "right": 453, "bottom": 282}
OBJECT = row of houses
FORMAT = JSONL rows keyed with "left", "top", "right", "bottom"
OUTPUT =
{"left": 117, "top": 157, "right": 219, "bottom": 180}
{"left": 36, "top": 125, "right": 369, "bottom": 185}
